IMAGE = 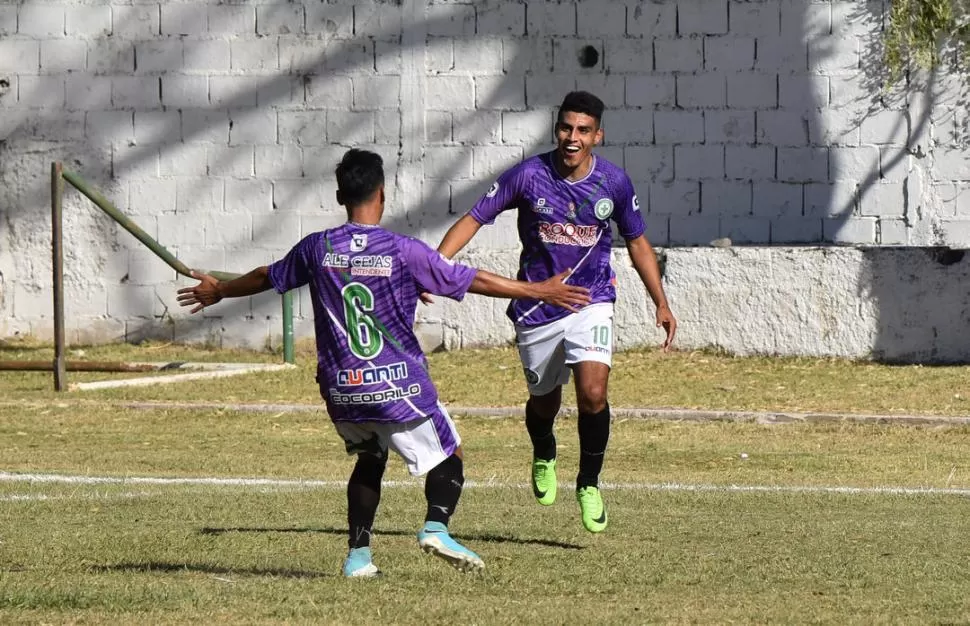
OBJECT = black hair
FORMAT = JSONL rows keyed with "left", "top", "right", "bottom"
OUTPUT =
{"left": 557, "top": 91, "right": 605, "bottom": 125}
{"left": 335, "top": 148, "right": 385, "bottom": 208}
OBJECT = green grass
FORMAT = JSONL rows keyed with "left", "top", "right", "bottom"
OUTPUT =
{"left": 4, "top": 401, "right": 970, "bottom": 623}
{"left": 4, "top": 485, "right": 969, "bottom": 624}
{"left": 4, "top": 339, "right": 970, "bottom": 416}
{"left": 4, "top": 340, "right": 970, "bottom": 622}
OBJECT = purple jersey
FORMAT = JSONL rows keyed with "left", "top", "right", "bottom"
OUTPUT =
{"left": 268, "top": 223, "right": 477, "bottom": 424}
{"left": 468, "top": 151, "right": 644, "bottom": 327}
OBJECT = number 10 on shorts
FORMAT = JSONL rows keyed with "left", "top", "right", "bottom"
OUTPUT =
{"left": 591, "top": 325, "right": 610, "bottom": 347}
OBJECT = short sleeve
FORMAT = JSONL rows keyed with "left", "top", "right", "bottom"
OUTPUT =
{"left": 399, "top": 236, "right": 477, "bottom": 301}
{"left": 611, "top": 171, "right": 646, "bottom": 240}
{"left": 467, "top": 162, "right": 528, "bottom": 225}
{"left": 267, "top": 233, "right": 319, "bottom": 293}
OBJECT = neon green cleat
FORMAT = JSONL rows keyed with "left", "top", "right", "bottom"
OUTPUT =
{"left": 531, "top": 458, "right": 557, "bottom": 506}
{"left": 576, "top": 486, "right": 608, "bottom": 533}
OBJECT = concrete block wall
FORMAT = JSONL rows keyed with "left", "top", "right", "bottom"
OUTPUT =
{"left": 1, "top": 0, "right": 969, "bottom": 359}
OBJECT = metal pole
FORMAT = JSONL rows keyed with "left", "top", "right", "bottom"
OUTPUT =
{"left": 58, "top": 167, "right": 296, "bottom": 362}
{"left": 61, "top": 169, "right": 195, "bottom": 278}
{"left": 51, "top": 162, "right": 66, "bottom": 391}
{"left": 282, "top": 291, "right": 295, "bottom": 364}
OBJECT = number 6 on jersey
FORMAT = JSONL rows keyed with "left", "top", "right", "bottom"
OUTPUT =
{"left": 342, "top": 282, "right": 383, "bottom": 360}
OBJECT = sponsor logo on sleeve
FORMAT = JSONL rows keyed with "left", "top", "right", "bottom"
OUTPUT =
{"left": 486, "top": 181, "right": 500, "bottom": 198}
{"left": 632, "top": 194, "right": 640, "bottom": 212}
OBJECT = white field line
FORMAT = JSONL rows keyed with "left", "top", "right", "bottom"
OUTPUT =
{"left": 4, "top": 400, "right": 970, "bottom": 426}
{"left": 2, "top": 471, "right": 970, "bottom": 498}
{"left": 0, "top": 490, "right": 153, "bottom": 502}
{"left": 69, "top": 363, "right": 296, "bottom": 391}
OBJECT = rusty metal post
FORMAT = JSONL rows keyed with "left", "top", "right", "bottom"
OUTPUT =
{"left": 51, "top": 161, "right": 66, "bottom": 391}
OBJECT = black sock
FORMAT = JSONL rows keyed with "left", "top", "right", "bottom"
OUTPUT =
{"left": 577, "top": 404, "right": 610, "bottom": 489}
{"left": 525, "top": 400, "right": 556, "bottom": 461}
{"left": 424, "top": 453, "right": 464, "bottom": 526}
{"left": 347, "top": 453, "right": 386, "bottom": 549}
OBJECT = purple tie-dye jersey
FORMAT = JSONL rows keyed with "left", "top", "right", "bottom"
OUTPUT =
{"left": 468, "top": 151, "right": 644, "bottom": 327}
{"left": 268, "top": 223, "right": 477, "bottom": 424}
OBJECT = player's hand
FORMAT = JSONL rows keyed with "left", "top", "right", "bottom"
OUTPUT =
{"left": 176, "top": 270, "right": 222, "bottom": 314}
{"left": 535, "top": 269, "right": 590, "bottom": 313}
{"left": 419, "top": 292, "right": 434, "bottom": 306}
{"left": 656, "top": 303, "right": 677, "bottom": 352}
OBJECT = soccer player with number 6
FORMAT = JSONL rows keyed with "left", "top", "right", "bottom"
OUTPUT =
{"left": 176, "top": 148, "right": 591, "bottom": 577}
{"left": 434, "top": 91, "right": 677, "bottom": 533}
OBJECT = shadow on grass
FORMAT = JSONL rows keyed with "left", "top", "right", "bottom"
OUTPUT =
{"left": 90, "top": 561, "right": 331, "bottom": 579}
{"left": 199, "top": 525, "right": 584, "bottom": 550}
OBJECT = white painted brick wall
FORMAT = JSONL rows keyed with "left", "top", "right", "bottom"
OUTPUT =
{"left": 2, "top": 0, "right": 968, "bottom": 359}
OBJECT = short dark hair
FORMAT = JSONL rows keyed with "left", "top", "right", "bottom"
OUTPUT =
{"left": 335, "top": 149, "right": 384, "bottom": 208}
{"left": 558, "top": 91, "right": 605, "bottom": 125}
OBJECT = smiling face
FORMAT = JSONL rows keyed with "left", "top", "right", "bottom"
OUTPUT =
{"left": 553, "top": 111, "right": 603, "bottom": 180}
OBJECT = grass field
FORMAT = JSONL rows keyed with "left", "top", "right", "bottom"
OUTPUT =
{"left": 3, "top": 340, "right": 970, "bottom": 623}
{"left": 4, "top": 338, "right": 970, "bottom": 416}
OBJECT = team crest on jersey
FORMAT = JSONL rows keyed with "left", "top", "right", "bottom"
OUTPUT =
{"left": 594, "top": 198, "right": 614, "bottom": 220}
{"left": 566, "top": 202, "right": 577, "bottom": 220}
{"left": 486, "top": 181, "right": 500, "bottom": 198}
{"left": 350, "top": 233, "right": 367, "bottom": 252}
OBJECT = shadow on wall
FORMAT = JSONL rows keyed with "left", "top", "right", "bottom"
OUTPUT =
{"left": 850, "top": 3, "right": 970, "bottom": 363}
{"left": 5, "top": 0, "right": 950, "bottom": 357}
{"left": 860, "top": 247, "right": 970, "bottom": 363}
{"left": 1, "top": 1, "right": 553, "bottom": 344}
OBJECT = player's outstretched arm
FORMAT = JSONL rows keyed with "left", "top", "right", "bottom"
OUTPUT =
{"left": 420, "top": 214, "right": 485, "bottom": 305}
{"left": 469, "top": 269, "right": 591, "bottom": 313}
{"left": 437, "top": 214, "right": 483, "bottom": 259}
{"left": 625, "top": 235, "right": 677, "bottom": 351}
{"left": 176, "top": 268, "right": 273, "bottom": 314}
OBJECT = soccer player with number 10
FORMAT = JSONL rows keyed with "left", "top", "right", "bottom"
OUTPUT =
{"left": 435, "top": 91, "right": 678, "bottom": 533}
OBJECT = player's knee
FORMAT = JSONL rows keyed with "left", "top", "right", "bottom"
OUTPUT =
{"left": 527, "top": 392, "right": 561, "bottom": 420}
{"left": 429, "top": 453, "right": 464, "bottom": 486}
{"left": 354, "top": 452, "right": 388, "bottom": 479}
{"left": 577, "top": 385, "right": 608, "bottom": 414}
{"left": 442, "top": 452, "right": 464, "bottom": 481}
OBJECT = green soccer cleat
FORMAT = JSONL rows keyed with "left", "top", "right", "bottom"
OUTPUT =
{"left": 531, "top": 458, "right": 557, "bottom": 506}
{"left": 576, "top": 486, "right": 608, "bottom": 533}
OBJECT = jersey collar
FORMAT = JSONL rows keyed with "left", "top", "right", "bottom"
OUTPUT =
{"left": 548, "top": 151, "right": 597, "bottom": 185}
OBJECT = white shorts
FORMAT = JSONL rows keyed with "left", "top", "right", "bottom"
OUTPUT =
{"left": 515, "top": 302, "right": 614, "bottom": 397}
{"left": 332, "top": 403, "right": 461, "bottom": 477}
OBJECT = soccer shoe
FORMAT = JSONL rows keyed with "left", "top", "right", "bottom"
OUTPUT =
{"left": 576, "top": 486, "right": 608, "bottom": 533}
{"left": 342, "top": 547, "right": 381, "bottom": 578}
{"left": 531, "top": 458, "right": 557, "bottom": 506}
{"left": 417, "top": 522, "right": 485, "bottom": 573}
